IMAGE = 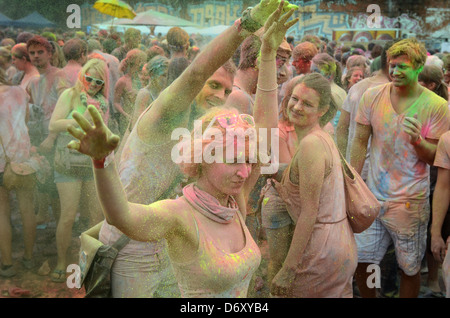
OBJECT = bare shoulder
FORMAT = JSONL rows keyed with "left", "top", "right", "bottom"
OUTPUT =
{"left": 297, "top": 132, "right": 328, "bottom": 162}
{"left": 299, "top": 132, "right": 322, "bottom": 149}
{"left": 225, "top": 90, "right": 251, "bottom": 113}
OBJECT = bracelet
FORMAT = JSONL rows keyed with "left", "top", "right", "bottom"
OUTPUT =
{"left": 412, "top": 135, "right": 422, "bottom": 146}
{"left": 240, "top": 7, "right": 262, "bottom": 33}
{"left": 257, "top": 84, "right": 278, "bottom": 92}
{"left": 234, "top": 18, "right": 251, "bottom": 37}
{"left": 92, "top": 152, "right": 115, "bottom": 169}
{"left": 92, "top": 157, "right": 106, "bottom": 169}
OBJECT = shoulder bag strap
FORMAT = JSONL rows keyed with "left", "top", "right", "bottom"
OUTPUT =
{"left": 112, "top": 234, "right": 131, "bottom": 251}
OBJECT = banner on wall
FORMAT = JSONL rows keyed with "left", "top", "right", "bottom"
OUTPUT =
{"left": 333, "top": 29, "right": 401, "bottom": 42}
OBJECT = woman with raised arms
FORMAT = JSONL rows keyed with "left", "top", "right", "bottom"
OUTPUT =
{"left": 65, "top": 3, "right": 298, "bottom": 298}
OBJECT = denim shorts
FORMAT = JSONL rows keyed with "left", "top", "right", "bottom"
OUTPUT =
{"left": 261, "top": 184, "right": 293, "bottom": 229}
{"left": 54, "top": 169, "right": 94, "bottom": 183}
{"left": 355, "top": 200, "right": 430, "bottom": 276}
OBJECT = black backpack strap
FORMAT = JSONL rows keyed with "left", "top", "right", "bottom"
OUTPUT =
{"left": 111, "top": 234, "right": 131, "bottom": 251}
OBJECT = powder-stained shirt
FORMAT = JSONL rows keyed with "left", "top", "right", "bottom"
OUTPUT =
{"left": 0, "top": 86, "right": 30, "bottom": 172}
{"left": 342, "top": 75, "right": 390, "bottom": 180}
{"left": 27, "top": 66, "right": 67, "bottom": 122}
{"left": 355, "top": 83, "right": 450, "bottom": 202}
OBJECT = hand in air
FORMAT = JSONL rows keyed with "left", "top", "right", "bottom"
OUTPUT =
{"left": 67, "top": 105, "right": 120, "bottom": 160}
{"left": 261, "top": 1, "right": 299, "bottom": 52}
{"left": 251, "top": 0, "right": 298, "bottom": 26}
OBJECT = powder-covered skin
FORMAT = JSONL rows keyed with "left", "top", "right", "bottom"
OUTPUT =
{"left": 171, "top": 202, "right": 261, "bottom": 298}
{"left": 280, "top": 129, "right": 357, "bottom": 297}
{"left": 356, "top": 83, "right": 450, "bottom": 201}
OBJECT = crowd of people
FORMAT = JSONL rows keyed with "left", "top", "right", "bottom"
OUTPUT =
{"left": 0, "top": 0, "right": 449, "bottom": 298}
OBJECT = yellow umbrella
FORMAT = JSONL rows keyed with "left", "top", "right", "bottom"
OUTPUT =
{"left": 93, "top": 0, "right": 136, "bottom": 27}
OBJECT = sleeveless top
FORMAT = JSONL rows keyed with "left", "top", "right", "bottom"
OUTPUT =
{"left": 171, "top": 200, "right": 261, "bottom": 298}
{"left": 280, "top": 129, "right": 357, "bottom": 297}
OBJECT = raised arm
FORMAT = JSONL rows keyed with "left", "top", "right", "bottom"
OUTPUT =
{"left": 253, "top": 5, "right": 298, "bottom": 133}
{"left": 138, "top": 0, "right": 297, "bottom": 139}
{"left": 243, "top": 3, "right": 298, "bottom": 196}
{"left": 67, "top": 106, "right": 182, "bottom": 242}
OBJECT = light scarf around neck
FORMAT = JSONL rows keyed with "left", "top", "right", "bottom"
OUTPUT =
{"left": 182, "top": 183, "right": 238, "bottom": 224}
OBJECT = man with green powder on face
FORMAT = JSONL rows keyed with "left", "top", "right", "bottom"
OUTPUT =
{"left": 350, "top": 38, "right": 450, "bottom": 298}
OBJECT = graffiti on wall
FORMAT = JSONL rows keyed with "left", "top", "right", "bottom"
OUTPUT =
{"left": 351, "top": 13, "right": 422, "bottom": 34}
{"left": 81, "top": 1, "right": 351, "bottom": 39}
{"left": 289, "top": 0, "right": 349, "bottom": 38}
{"left": 186, "top": 0, "right": 351, "bottom": 39}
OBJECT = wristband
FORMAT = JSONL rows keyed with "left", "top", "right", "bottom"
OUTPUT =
{"left": 257, "top": 84, "right": 279, "bottom": 92}
{"left": 240, "top": 7, "right": 262, "bottom": 33}
{"left": 234, "top": 18, "right": 251, "bottom": 38}
{"left": 92, "top": 152, "right": 114, "bottom": 169}
{"left": 412, "top": 135, "right": 422, "bottom": 146}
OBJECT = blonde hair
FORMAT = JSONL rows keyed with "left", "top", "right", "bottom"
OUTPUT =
{"left": 178, "top": 107, "right": 255, "bottom": 178}
{"left": 387, "top": 38, "right": 427, "bottom": 69}
{"left": 68, "top": 58, "right": 109, "bottom": 108}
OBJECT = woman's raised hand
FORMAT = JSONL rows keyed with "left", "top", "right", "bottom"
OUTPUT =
{"left": 251, "top": 0, "right": 298, "bottom": 26}
{"left": 67, "top": 105, "right": 120, "bottom": 161}
{"left": 261, "top": 2, "right": 298, "bottom": 53}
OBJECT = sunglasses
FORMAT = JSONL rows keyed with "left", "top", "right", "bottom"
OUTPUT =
{"left": 203, "top": 113, "right": 255, "bottom": 138}
{"left": 84, "top": 74, "right": 104, "bottom": 86}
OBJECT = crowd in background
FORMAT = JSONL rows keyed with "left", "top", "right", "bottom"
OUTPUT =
{"left": 0, "top": 4, "right": 449, "bottom": 298}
